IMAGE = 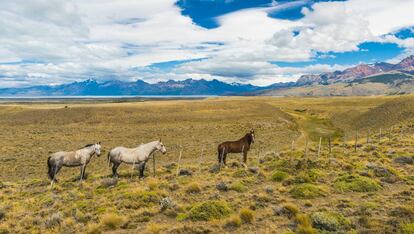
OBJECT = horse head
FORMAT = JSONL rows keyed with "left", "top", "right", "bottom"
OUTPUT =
{"left": 157, "top": 139, "right": 167, "bottom": 154}
{"left": 94, "top": 142, "right": 102, "bottom": 157}
{"left": 249, "top": 129, "right": 255, "bottom": 143}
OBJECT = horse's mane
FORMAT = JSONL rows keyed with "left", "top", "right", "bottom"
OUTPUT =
{"left": 240, "top": 133, "right": 253, "bottom": 144}
{"left": 83, "top": 143, "right": 95, "bottom": 148}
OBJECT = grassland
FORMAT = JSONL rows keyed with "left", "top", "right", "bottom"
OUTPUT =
{"left": 0, "top": 96, "right": 413, "bottom": 233}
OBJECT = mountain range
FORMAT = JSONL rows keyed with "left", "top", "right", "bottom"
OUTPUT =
{"left": 0, "top": 78, "right": 293, "bottom": 96}
{"left": 296, "top": 55, "right": 414, "bottom": 85}
{"left": 262, "top": 55, "right": 414, "bottom": 96}
{"left": 1, "top": 56, "right": 413, "bottom": 96}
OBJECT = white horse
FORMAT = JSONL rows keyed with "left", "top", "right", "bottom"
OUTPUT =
{"left": 108, "top": 140, "right": 166, "bottom": 178}
{"left": 47, "top": 142, "right": 102, "bottom": 184}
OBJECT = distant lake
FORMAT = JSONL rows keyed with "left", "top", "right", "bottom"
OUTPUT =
{"left": 0, "top": 95, "right": 217, "bottom": 103}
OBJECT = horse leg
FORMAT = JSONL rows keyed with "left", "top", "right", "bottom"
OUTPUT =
{"left": 242, "top": 152, "right": 248, "bottom": 167}
{"left": 112, "top": 162, "right": 120, "bottom": 178}
{"left": 139, "top": 162, "right": 146, "bottom": 179}
{"left": 217, "top": 150, "right": 222, "bottom": 164}
{"left": 51, "top": 165, "right": 61, "bottom": 186}
{"left": 80, "top": 164, "right": 86, "bottom": 182}
{"left": 223, "top": 153, "right": 228, "bottom": 165}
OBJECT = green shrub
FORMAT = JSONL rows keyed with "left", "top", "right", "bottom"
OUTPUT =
{"left": 282, "top": 203, "right": 299, "bottom": 218}
{"left": 229, "top": 181, "right": 247, "bottom": 193}
{"left": 239, "top": 208, "right": 255, "bottom": 223}
{"left": 233, "top": 169, "right": 249, "bottom": 178}
{"left": 295, "top": 214, "right": 316, "bottom": 234}
{"left": 290, "top": 183, "right": 327, "bottom": 199}
{"left": 293, "top": 169, "right": 323, "bottom": 184}
{"left": 400, "top": 222, "right": 414, "bottom": 234}
{"left": 176, "top": 213, "right": 187, "bottom": 221}
{"left": 188, "top": 201, "right": 232, "bottom": 221}
{"left": 100, "top": 213, "right": 126, "bottom": 230}
{"left": 224, "top": 215, "right": 242, "bottom": 228}
{"left": 118, "top": 191, "right": 160, "bottom": 209}
{"left": 390, "top": 206, "right": 414, "bottom": 222}
{"left": 311, "top": 211, "right": 351, "bottom": 231}
{"left": 334, "top": 174, "right": 381, "bottom": 192}
{"left": 271, "top": 171, "right": 289, "bottom": 182}
{"left": 185, "top": 182, "right": 201, "bottom": 194}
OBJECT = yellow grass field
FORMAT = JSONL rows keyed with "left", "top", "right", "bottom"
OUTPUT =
{"left": 0, "top": 96, "right": 413, "bottom": 233}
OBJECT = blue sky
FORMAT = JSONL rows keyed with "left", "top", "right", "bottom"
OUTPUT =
{"left": 0, "top": 0, "right": 414, "bottom": 87}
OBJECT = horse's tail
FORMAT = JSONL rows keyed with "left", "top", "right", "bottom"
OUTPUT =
{"left": 107, "top": 151, "right": 112, "bottom": 167}
{"left": 217, "top": 144, "right": 223, "bottom": 163}
{"left": 47, "top": 156, "right": 54, "bottom": 180}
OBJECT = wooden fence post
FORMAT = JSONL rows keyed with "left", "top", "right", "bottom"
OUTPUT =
{"left": 379, "top": 128, "right": 382, "bottom": 144}
{"left": 198, "top": 146, "right": 204, "bottom": 173}
{"left": 304, "top": 139, "right": 308, "bottom": 158}
{"left": 389, "top": 127, "right": 392, "bottom": 142}
{"left": 176, "top": 146, "right": 183, "bottom": 177}
{"left": 152, "top": 152, "right": 156, "bottom": 177}
{"left": 328, "top": 136, "right": 332, "bottom": 154}
{"left": 317, "top": 137, "right": 322, "bottom": 158}
{"left": 354, "top": 130, "right": 358, "bottom": 152}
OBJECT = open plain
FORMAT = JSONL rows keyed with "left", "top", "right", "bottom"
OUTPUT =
{"left": 0, "top": 96, "right": 414, "bottom": 233}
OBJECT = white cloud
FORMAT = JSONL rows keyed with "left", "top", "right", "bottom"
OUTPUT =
{"left": 0, "top": 0, "right": 413, "bottom": 88}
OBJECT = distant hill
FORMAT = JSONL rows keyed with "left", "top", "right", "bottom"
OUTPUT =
{"left": 261, "top": 55, "right": 414, "bottom": 96}
{"left": 0, "top": 79, "right": 291, "bottom": 96}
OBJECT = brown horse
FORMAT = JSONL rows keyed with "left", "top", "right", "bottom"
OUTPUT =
{"left": 217, "top": 130, "right": 255, "bottom": 166}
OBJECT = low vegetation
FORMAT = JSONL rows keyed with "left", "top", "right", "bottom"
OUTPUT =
{"left": 0, "top": 96, "right": 413, "bottom": 233}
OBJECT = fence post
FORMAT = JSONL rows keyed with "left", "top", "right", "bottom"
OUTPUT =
{"left": 354, "top": 130, "right": 359, "bottom": 152}
{"left": 389, "top": 127, "right": 392, "bottom": 142}
{"left": 317, "top": 137, "right": 322, "bottom": 158}
{"left": 198, "top": 146, "right": 204, "bottom": 173}
{"left": 379, "top": 128, "right": 382, "bottom": 144}
{"left": 328, "top": 136, "right": 332, "bottom": 154}
{"left": 176, "top": 146, "right": 183, "bottom": 177}
{"left": 304, "top": 138, "right": 308, "bottom": 158}
{"left": 240, "top": 145, "right": 245, "bottom": 165}
{"left": 152, "top": 152, "right": 156, "bottom": 177}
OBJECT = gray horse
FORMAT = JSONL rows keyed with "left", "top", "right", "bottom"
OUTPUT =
{"left": 108, "top": 140, "right": 166, "bottom": 178}
{"left": 47, "top": 142, "right": 101, "bottom": 184}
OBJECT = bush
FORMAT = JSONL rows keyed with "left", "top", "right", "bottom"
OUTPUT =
{"left": 334, "top": 174, "right": 381, "bottom": 192}
{"left": 45, "top": 212, "right": 62, "bottom": 228}
{"left": 118, "top": 190, "right": 160, "bottom": 209}
{"left": 400, "top": 222, "right": 414, "bottom": 234}
{"left": 229, "top": 181, "right": 247, "bottom": 192}
{"left": 185, "top": 182, "right": 201, "bottom": 194}
{"left": 290, "top": 184, "right": 327, "bottom": 199}
{"left": 311, "top": 211, "right": 351, "bottom": 231}
{"left": 176, "top": 213, "right": 187, "bottom": 221}
{"left": 86, "top": 222, "right": 101, "bottom": 234}
{"left": 293, "top": 169, "right": 323, "bottom": 184}
{"left": 146, "top": 222, "right": 167, "bottom": 234}
{"left": 271, "top": 171, "right": 289, "bottom": 182}
{"left": 224, "top": 215, "right": 242, "bottom": 228}
{"left": 283, "top": 203, "right": 299, "bottom": 217}
{"left": 295, "top": 214, "right": 316, "bottom": 234}
{"left": 233, "top": 169, "right": 249, "bottom": 178}
{"left": 188, "top": 201, "right": 232, "bottom": 221}
{"left": 100, "top": 213, "right": 126, "bottom": 230}
{"left": 239, "top": 208, "right": 255, "bottom": 223}
{"left": 389, "top": 206, "right": 414, "bottom": 222}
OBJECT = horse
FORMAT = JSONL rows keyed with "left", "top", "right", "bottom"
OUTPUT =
{"left": 217, "top": 130, "right": 255, "bottom": 166}
{"left": 47, "top": 142, "right": 102, "bottom": 185}
{"left": 107, "top": 140, "right": 166, "bottom": 178}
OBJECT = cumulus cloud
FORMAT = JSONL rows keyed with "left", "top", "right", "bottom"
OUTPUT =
{"left": 0, "top": 0, "right": 413, "bottom": 87}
